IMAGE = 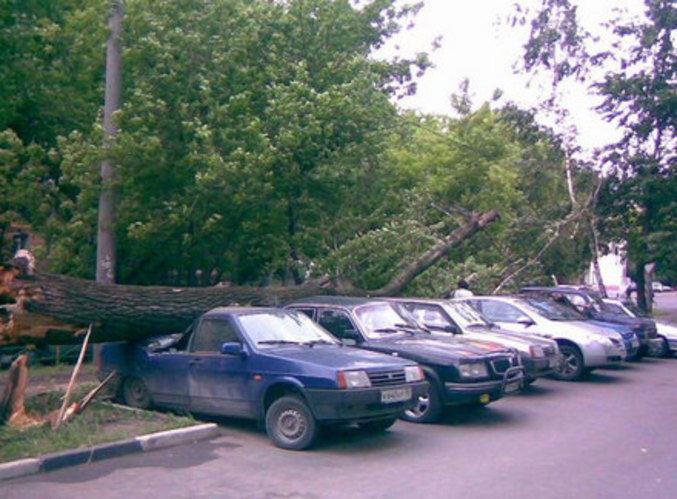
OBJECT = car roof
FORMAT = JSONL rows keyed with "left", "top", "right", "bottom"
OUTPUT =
{"left": 203, "top": 307, "right": 291, "bottom": 319}
{"left": 286, "top": 295, "right": 381, "bottom": 309}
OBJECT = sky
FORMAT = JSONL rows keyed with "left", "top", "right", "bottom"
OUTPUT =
{"left": 379, "top": 0, "right": 645, "bottom": 155}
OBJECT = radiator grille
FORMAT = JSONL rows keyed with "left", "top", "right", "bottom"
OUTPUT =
{"left": 368, "top": 370, "right": 406, "bottom": 386}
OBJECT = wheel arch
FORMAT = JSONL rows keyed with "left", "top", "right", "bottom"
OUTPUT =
{"left": 260, "top": 380, "right": 308, "bottom": 420}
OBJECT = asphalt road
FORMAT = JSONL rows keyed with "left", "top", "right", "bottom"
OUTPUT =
{"left": 4, "top": 295, "right": 677, "bottom": 499}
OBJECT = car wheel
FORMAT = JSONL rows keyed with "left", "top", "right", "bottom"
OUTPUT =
{"left": 122, "top": 376, "right": 152, "bottom": 409}
{"left": 552, "top": 344, "right": 585, "bottom": 381}
{"left": 655, "top": 337, "right": 671, "bottom": 358}
{"left": 265, "top": 395, "right": 318, "bottom": 450}
{"left": 401, "top": 381, "right": 443, "bottom": 423}
{"left": 358, "top": 417, "right": 397, "bottom": 432}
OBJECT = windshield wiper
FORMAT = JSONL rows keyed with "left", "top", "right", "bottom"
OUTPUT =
{"left": 257, "top": 340, "right": 303, "bottom": 345}
{"left": 374, "top": 324, "right": 421, "bottom": 335}
{"left": 302, "top": 339, "right": 335, "bottom": 347}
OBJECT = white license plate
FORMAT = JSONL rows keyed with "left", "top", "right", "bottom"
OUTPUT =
{"left": 505, "top": 381, "right": 521, "bottom": 393}
{"left": 381, "top": 387, "right": 412, "bottom": 404}
{"left": 549, "top": 358, "right": 559, "bottom": 368}
{"left": 632, "top": 338, "right": 640, "bottom": 348}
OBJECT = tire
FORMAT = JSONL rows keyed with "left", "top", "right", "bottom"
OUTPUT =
{"left": 122, "top": 376, "right": 152, "bottom": 409}
{"left": 552, "top": 344, "right": 585, "bottom": 381}
{"left": 265, "top": 395, "right": 318, "bottom": 450}
{"left": 401, "top": 380, "right": 443, "bottom": 424}
{"left": 655, "top": 337, "right": 671, "bottom": 358}
{"left": 358, "top": 417, "right": 397, "bottom": 432}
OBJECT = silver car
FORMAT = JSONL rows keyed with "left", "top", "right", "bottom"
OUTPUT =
{"left": 458, "top": 295, "right": 627, "bottom": 381}
{"left": 389, "top": 297, "right": 562, "bottom": 384}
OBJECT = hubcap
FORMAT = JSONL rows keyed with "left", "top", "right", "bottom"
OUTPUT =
{"left": 559, "top": 351, "right": 579, "bottom": 376}
{"left": 405, "top": 394, "right": 430, "bottom": 419}
{"left": 278, "top": 409, "right": 306, "bottom": 440}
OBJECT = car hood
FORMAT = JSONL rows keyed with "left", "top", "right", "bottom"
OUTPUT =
{"left": 453, "top": 327, "right": 551, "bottom": 352}
{"left": 655, "top": 319, "right": 677, "bottom": 339}
{"left": 593, "top": 311, "right": 655, "bottom": 329}
{"left": 364, "top": 335, "right": 510, "bottom": 366}
{"left": 263, "top": 344, "right": 413, "bottom": 370}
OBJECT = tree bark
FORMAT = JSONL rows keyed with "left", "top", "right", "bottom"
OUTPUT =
{"left": 0, "top": 210, "right": 500, "bottom": 346}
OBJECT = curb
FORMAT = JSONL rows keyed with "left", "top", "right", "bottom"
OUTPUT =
{"left": 0, "top": 423, "right": 220, "bottom": 482}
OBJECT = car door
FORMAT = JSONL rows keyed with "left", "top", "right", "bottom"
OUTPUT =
{"left": 141, "top": 346, "right": 192, "bottom": 410}
{"left": 187, "top": 317, "right": 253, "bottom": 417}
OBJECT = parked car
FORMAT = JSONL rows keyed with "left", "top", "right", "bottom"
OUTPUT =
{"left": 459, "top": 295, "right": 627, "bottom": 381}
{"left": 285, "top": 296, "right": 524, "bottom": 424}
{"left": 652, "top": 282, "right": 672, "bottom": 293}
{"left": 602, "top": 298, "right": 676, "bottom": 357}
{"left": 520, "top": 285, "right": 661, "bottom": 357}
{"left": 99, "top": 307, "right": 428, "bottom": 450}
{"left": 387, "top": 297, "right": 562, "bottom": 384}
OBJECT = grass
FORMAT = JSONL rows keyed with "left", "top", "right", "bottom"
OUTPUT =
{"left": 0, "top": 375, "right": 196, "bottom": 464}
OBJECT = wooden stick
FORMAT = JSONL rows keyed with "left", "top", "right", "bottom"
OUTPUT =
{"left": 53, "top": 324, "right": 93, "bottom": 429}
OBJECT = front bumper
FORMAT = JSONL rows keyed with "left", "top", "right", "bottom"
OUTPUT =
{"left": 443, "top": 366, "right": 525, "bottom": 406}
{"left": 304, "top": 381, "right": 429, "bottom": 423}
{"left": 523, "top": 355, "right": 560, "bottom": 379}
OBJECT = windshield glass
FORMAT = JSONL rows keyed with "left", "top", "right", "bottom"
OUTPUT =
{"left": 522, "top": 297, "right": 585, "bottom": 321}
{"left": 355, "top": 302, "right": 426, "bottom": 339}
{"left": 445, "top": 301, "right": 491, "bottom": 328}
{"left": 238, "top": 310, "right": 339, "bottom": 347}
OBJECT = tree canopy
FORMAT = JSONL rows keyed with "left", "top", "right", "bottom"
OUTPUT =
{"left": 4, "top": 0, "right": 669, "bottom": 305}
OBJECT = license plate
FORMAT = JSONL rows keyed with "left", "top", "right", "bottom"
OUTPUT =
{"left": 381, "top": 387, "right": 412, "bottom": 404}
{"left": 505, "top": 381, "right": 521, "bottom": 393}
{"left": 632, "top": 338, "right": 640, "bottom": 348}
{"left": 549, "top": 357, "right": 559, "bottom": 368}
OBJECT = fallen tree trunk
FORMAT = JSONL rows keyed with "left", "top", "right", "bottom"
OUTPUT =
{"left": 1, "top": 210, "right": 500, "bottom": 346}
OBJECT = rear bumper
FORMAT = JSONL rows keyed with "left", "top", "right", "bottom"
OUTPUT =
{"left": 442, "top": 366, "right": 525, "bottom": 406}
{"left": 304, "top": 381, "right": 428, "bottom": 423}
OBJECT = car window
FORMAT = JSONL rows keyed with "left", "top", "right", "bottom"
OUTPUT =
{"left": 522, "top": 297, "right": 584, "bottom": 321}
{"left": 477, "top": 301, "right": 525, "bottom": 322}
{"left": 191, "top": 318, "right": 240, "bottom": 353}
{"left": 238, "top": 310, "right": 339, "bottom": 347}
{"left": 402, "top": 303, "right": 449, "bottom": 329}
{"left": 445, "top": 301, "right": 491, "bottom": 327}
{"left": 317, "top": 309, "right": 357, "bottom": 339}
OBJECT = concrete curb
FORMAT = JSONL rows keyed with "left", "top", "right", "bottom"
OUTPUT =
{"left": 0, "top": 423, "right": 220, "bottom": 482}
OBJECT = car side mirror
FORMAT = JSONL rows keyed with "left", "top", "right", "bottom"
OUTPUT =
{"left": 516, "top": 316, "right": 535, "bottom": 327}
{"left": 433, "top": 324, "right": 461, "bottom": 334}
{"left": 221, "top": 342, "right": 247, "bottom": 357}
{"left": 340, "top": 329, "right": 361, "bottom": 346}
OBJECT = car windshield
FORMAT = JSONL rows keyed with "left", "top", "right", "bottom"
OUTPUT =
{"left": 521, "top": 297, "right": 585, "bottom": 321}
{"left": 238, "top": 311, "right": 339, "bottom": 348}
{"left": 354, "top": 303, "right": 426, "bottom": 339}
{"left": 445, "top": 301, "right": 492, "bottom": 328}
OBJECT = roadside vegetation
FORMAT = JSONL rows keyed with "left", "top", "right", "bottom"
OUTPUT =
{"left": 0, "top": 365, "right": 195, "bottom": 464}
{"left": 0, "top": 1, "right": 673, "bottom": 302}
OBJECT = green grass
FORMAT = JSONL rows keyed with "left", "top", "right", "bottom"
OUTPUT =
{"left": 0, "top": 384, "right": 196, "bottom": 464}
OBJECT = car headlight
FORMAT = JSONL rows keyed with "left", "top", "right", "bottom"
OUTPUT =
{"left": 459, "top": 362, "right": 488, "bottom": 378}
{"left": 404, "top": 365, "right": 424, "bottom": 382}
{"left": 529, "top": 345, "right": 545, "bottom": 358}
{"left": 338, "top": 370, "right": 371, "bottom": 389}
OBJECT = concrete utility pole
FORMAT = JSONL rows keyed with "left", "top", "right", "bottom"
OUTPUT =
{"left": 97, "top": 0, "right": 123, "bottom": 284}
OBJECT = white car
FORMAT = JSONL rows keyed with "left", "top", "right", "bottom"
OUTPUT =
{"left": 389, "top": 297, "right": 562, "bottom": 383}
{"left": 652, "top": 282, "right": 672, "bottom": 293}
{"left": 602, "top": 298, "right": 676, "bottom": 357}
{"left": 458, "top": 295, "right": 627, "bottom": 381}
